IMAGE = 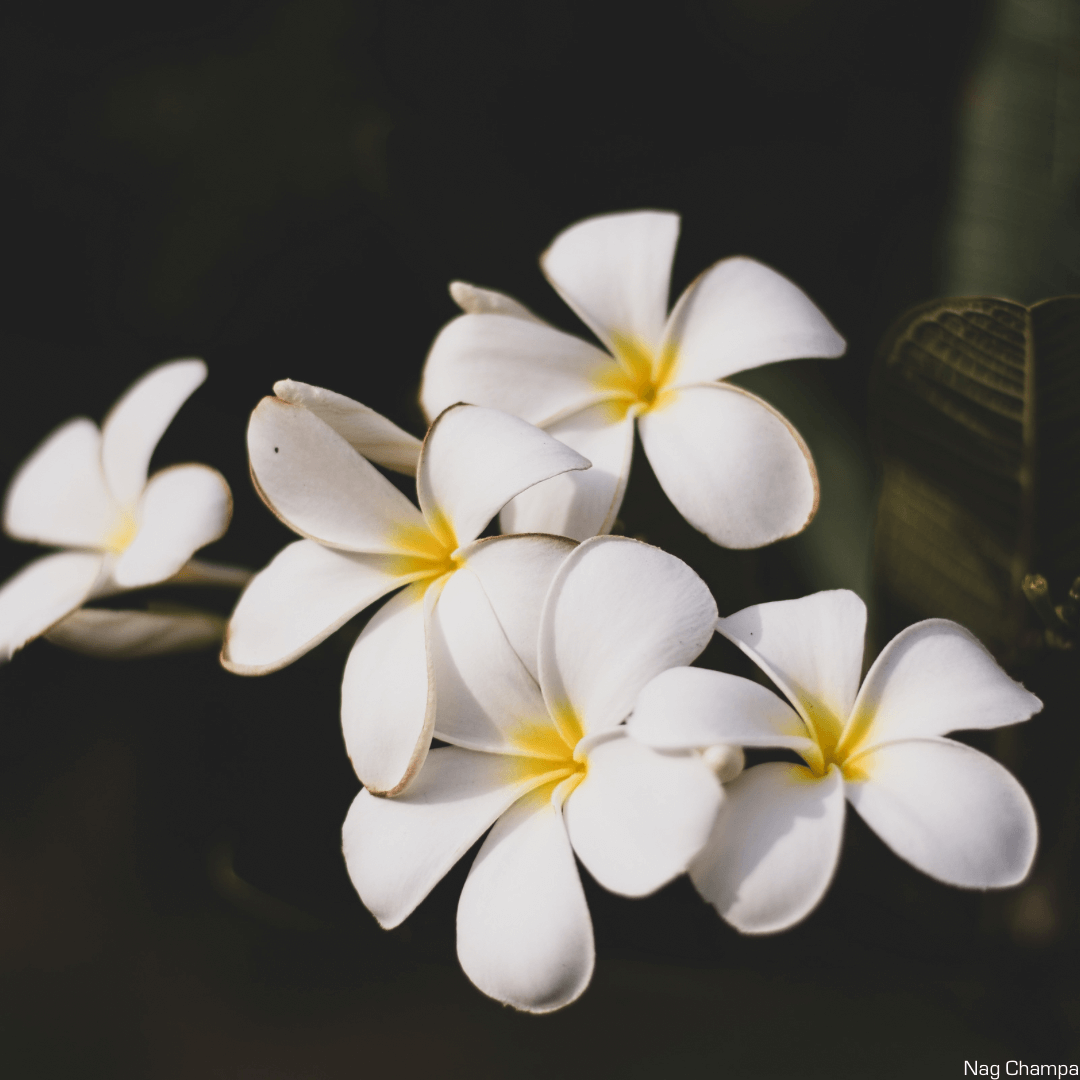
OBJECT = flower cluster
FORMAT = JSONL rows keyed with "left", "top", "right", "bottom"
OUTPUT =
{"left": 0, "top": 211, "right": 1043, "bottom": 1014}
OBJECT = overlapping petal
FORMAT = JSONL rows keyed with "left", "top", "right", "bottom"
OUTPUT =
{"left": 449, "top": 281, "right": 547, "bottom": 323}
{"left": 539, "top": 536, "right": 717, "bottom": 735}
{"left": 639, "top": 383, "right": 818, "bottom": 549}
{"left": 691, "top": 763, "right": 846, "bottom": 934}
{"left": 222, "top": 540, "right": 409, "bottom": 675}
{"left": 341, "top": 582, "right": 439, "bottom": 795}
{"left": 248, "top": 396, "right": 425, "bottom": 552}
{"left": 457, "top": 791, "right": 593, "bottom": 1013}
{"left": 3, "top": 418, "right": 117, "bottom": 549}
{"left": 564, "top": 732, "right": 721, "bottom": 897}
{"left": 662, "top": 256, "right": 845, "bottom": 386}
{"left": 112, "top": 464, "right": 231, "bottom": 588}
{"left": 716, "top": 590, "right": 867, "bottom": 743}
{"left": 628, "top": 666, "right": 815, "bottom": 760}
{"left": 498, "top": 404, "right": 635, "bottom": 542}
{"left": 342, "top": 747, "right": 540, "bottom": 929}
{"left": 416, "top": 404, "right": 590, "bottom": 547}
{"left": 462, "top": 533, "right": 575, "bottom": 682}
{"left": 541, "top": 210, "right": 679, "bottom": 356}
{"left": 846, "top": 739, "right": 1037, "bottom": 888}
{"left": 273, "top": 380, "right": 421, "bottom": 476}
{"left": 46, "top": 606, "right": 225, "bottom": 658}
{"left": 101, "top": 358, "right": 207, "bottom": 509}
{"left": 841, "top": 619, "right": 1043, "bottom": 755}
{"left": 421, "top": 312, "right": 612, "bottom": 426}
{"left": 0, "top": 551, "right": 105, "bottom": 660}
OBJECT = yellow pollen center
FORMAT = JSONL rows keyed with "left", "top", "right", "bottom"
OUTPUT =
{"left": 505, "top": 703, "right": 588, "bottom": 804}
{"left": 104, "top": 510, "right": 139, "bottom": 554}
{"left": 592, "top": 333, "right": 679, "bottom": 422}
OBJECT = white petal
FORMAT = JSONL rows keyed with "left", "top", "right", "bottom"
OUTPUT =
{"left": 272, "top": 380, "right": 421, "bottom": 476}
{"left": 457, "top": 791, "right": 593, "bottom": 1013}
{"left": 846, "top": 738, "right": 1037, "bottom": 888}
{"left": 449, "top": 281, "right": 547, "bottom": 323}
{"left": 842, "top": 619, "right": 1043, "bottom": 755}
{"left": 101, "top": 358, "right": 207, "bottom": 509}
{"left": 716, "top": 590, "right": 867, "bottom": 747}
{"left": 565, "top": 732, "right": 721, "bottom": 897}
{"left": 499, "top": 403, "right": 635, "bottom": 542}
{"left": 248, "top": 395, "right": 425, "bottom": 552}
{"left": 341, "top": 581, "right": 438, "bottom": 795}
{"left": 541, "top": 210, "right": 680, "bottom": 356}
{"left": 416, "top": 404, "right": 590, "bottom": 547}
{"left": 420, "top": 312, "right": 612, "bottom": 426}
{"left": 3, "top": 418, "right": 117, "bottom": 549}
{"left": 221, "top": 539, "right": 408, "bottom": 675}
{"left": 628, "top": 666, "right": 815, "bottom": 760}
{"left": 662, "top": 256, "right": 845, "bottom": 385}
{"left": 691, "top": 762, "right": 846, "bottom": 934}
{"left": 0, "top": 551, "right": 105, "bottom": 660}
{"left": 539, "top": 536, "right": 717, "bottom": 736}
{"left": 46, "top": 606, "right": 224, "bottom": 657}
{"left": 111, "top": 464, "right": 231, "bottom": 589}
{"left": 639, "top": 383, "right": 818, "bottom": 549}
{"left": 429, "top": 566, "right": 548, "bottom": 754}
{"left": 342, "top": 746, "right": 535, "bottom": 929}
{"left": 461, "top": 533, "right": 576, "bottom": 681}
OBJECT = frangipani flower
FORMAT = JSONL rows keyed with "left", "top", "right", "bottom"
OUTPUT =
{"left": 421, "top": 210, "right": 845, "bottom": 547}
{"left": 343, "top": 536, "right": 722, "bottom": 1013}
{"left": 629, "top": 590, "right": 1041, "bottom": 933}
{"left": 0, "top": 359, "right": 237, "bottom": 661}
{"left": 222, "top": 384, "right": 590, "bottom": 796}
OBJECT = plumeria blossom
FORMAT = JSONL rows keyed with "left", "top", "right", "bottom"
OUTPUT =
{"left": 343, "top": 536, "right": 723, "bottom": 1013}
{"left": 421, "top": 210, "right": 845, "bottom": 547}
{"left": 222, "top": 383, "right": 590, "bottom": 796}
{"left": 629, "top": 590, "right": 1042, "bottom": 934}
{"left": 0, "top": 359, "right": 239, "bottom": 661}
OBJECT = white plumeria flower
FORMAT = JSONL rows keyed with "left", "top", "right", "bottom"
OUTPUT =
{"left": 0, "top": 359, "right": 236, "bottom": 661}
{"left": 629, "top": 590, "right": 1042, "bottom": 934}
{"left": 422, "top": 209, "right": 845, "bottom": 548}
{"left": 343, "top": 536, "right": 722, "bottom": 1013}
{"left": 222, "top": 383, "right": 590, "bottom": 796}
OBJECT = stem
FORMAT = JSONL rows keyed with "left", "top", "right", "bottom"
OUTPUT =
{"left": 171, "top": 559, "right": 254, "bottom": 589}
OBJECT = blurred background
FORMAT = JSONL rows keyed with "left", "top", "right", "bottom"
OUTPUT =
{"left": 0, "top": 0, "right": 1077, "bottom": 1075}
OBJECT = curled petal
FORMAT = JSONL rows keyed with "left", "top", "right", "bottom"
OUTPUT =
{"left": 101, "top": 358, "right": 207, "bottom": 509}
{"left": 0, "top": 551, "right": 105, "bottom": 661}
{"left": 248, "top": 396, "right": 425, "bottom": 552}
{"left": 417, "top": 404, "right": 590, "bottom": 547}
{"left": 691, "top": 762, "right": 846, "bottom": 934}
{"left": 846, "top": 738, "right": 1037, "bottom": 888}
{"left": 342, "top": 747, "right": 536, "bottom": 929}
{"left": 539, "top": 536, "right": 717, "bottom": 736}
{"left": 662, "top": 256, "right": 845, "bottom": 385}
{"left": 457, "top": 792, "right": 593, "bottom": 1014}
{"left": 421, "top": 312, "right": 611, "bottom": 426}
{"left": 273, "top": 380, "right": 421, "bottom": 476}
{"left": 449, "top": 281, "right": 547, "bottom": 323}
{"left": 541, "top": 210, "right": 680, "bottom": 356}
{"left": 46, "top": 606, "right": 224, "bottom": 658}
{"left": 499, "top": 403, "right": 635, "bottom": 542}
{"left": 221, "top": 540, "right": 408, "bottom": 675}
{"left": 112, "top": 464, "right": 232, "bottom": 589}
{"left": 341, "top": 581, "right": 439, "bottom": 795}
{"left": 639, "top": 383, "right": 818, "bottom": 549}
{"left": 3, "top": 418, "right": 117, "bottom": 549}
{"left": 565, "top": 732, "right": 721, "bottom": 897}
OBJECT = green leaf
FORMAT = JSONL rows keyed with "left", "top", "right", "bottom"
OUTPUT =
{"left": 873, "top": 295, "right": 1080, "bottom": 657}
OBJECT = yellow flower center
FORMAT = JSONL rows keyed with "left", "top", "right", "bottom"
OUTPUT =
{"left": 385, "top": 510, "right": 463, "bottom": 591}
{"left": 505, "top": 702, "right": 588, "bottom": 805}
{"left": 795, "top": 693, "right": 870, "bottom": 782}
{"left": 104, "top": 510, "right": 139, "bottom": 554}
{"left": 592, "top": 333, "right": 679, "bottom": 423}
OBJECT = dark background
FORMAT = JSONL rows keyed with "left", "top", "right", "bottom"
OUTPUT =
{"left": 1, "top": 1, "right": 1075, "bottom": 1076}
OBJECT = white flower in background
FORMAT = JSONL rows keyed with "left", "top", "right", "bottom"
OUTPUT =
{"left": 0, "top": 359, "right": 238, "bottom": 661}
{"left": 222, "top": 384, "right": 590, "bottom": 796}
{"left": 629, "top": 590, "right": 1041, "bottom": 933}
{"left": 343, "top": 536, "right": 722, "bottom": 1013}
{"left": 421, "top": 210, "right": 845, "bottom": 548}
